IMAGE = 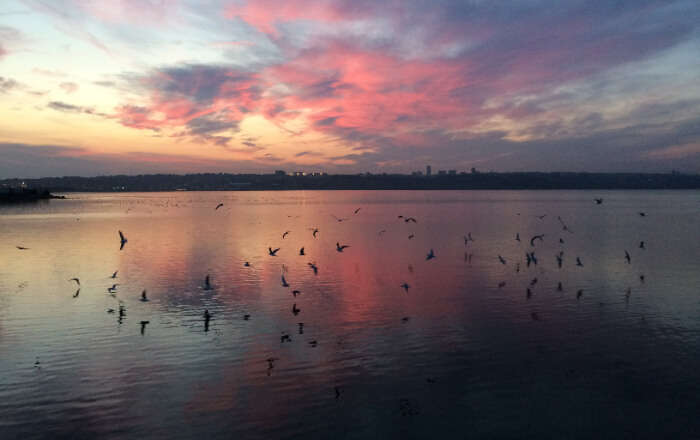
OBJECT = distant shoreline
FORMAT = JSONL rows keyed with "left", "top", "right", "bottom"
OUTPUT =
{"left": 3, "top": 171, "right": 700, "bottom": 192}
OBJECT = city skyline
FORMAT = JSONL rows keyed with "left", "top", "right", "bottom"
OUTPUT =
{"left": 1, "top": 1, "right": 700, "bottom": 178}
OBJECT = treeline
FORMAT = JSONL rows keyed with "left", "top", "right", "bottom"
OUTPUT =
{"left": 2, "top": 171, "right": 700, "bottom": 192}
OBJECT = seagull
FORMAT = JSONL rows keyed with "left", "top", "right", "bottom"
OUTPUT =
{"left": 331, "top": 215, "right": 348, "bottom": 222}
{"left": 401, "top": 283, "right": 410, "bottom": 292}
{"left": 68, "top": 278, "right": 80, "bottom": 286}
{"left": 312, "top": 228, "right": 319, "bottom": 238}
{"left": 243, "top": 314, "right": 251, "bottom": 320}
{"left": 498, "top": 255, "right": 506, "bottom": 265}
{"left": 530, "top": 277, "right": 538, "bottom": 287}
{"left": 140, "top": 321, "right": 149, "bottom": 335}
{"left": 594, "top": 198, "right": 603, "bottom": 205}
{"left": 404, "top": 217, "right": 417, "bottom": 223}
{"left": 401, "top": 316, "right": 410, "bottom": 323}
{"left": 73, "top": 288, "right": 80, "bottom": 298}
{"left": 215, "top": 203, "right": 224, "bottom": 210}
{"left": 268, "top": 247, "right": 280, "bottom": 256}
{"left": 639, "top": 241, "right": 645, "bottom": 249}
{"left": 299, "top": 247, "right": 305, "bottom": 256}
{"left": 336, "top": 242, "right": 349, "bottom": 252}
{"left": 426, "top": 249, "right": 436, "bottom": 260}
{"left": 576, "top": 257, "right": 583, "bottom": 267}
{"left": 280, "top": 333, "right": 291, "bottom": 343}
{"left": 204, "top": 275, "right": 212, "bottom": 290}
{"left": 556, "top": 253, "right": 563, "bottom": 268}
{"left": 335, "top": 386, "right": 342, "bottom": 399}
{"left": 281, "top": 275, "right": 289, "bottom": 287}
{"left": 244, "top": 261, "right": 251, "bottom": 267}
{"left": 526, "top": 288, "right": 532, "bottom": 299}
{"left": 557, "top": 282, "right": 563, "bottom": 292}
{"left": 354, "top": 207, "right": 362, "bottom": 214}
{"left": 624, "top": 250, "right": 631, "bottom": 264}
{"left": 282, "top": 231, "right": 290, "bottom": 239}
{"left": 292, "top": 290, "right": 300, "bottom": 297}
{"left": 140, "top": 290, "right": 148, "bottom": 302}
{"left": 625, "top": 287, "right": 632, "bottom": 302}
{"left": 118, "top": 230, "right": 127, "bottom": 250}
{"left": 536, "top": 214, "right": 547, "bottom": 220}
{"left": 309, "top": 340, "right": 318, "bottom": 347}
{"left": 516, "top": 233, "right": 520, "bottom": 242}
{"left": 557, "top": 216, "right": 573, "bottom": 233}
{"left": 298, "top": 322, "right": 304, "bottom": 334}
{"left": 577, "top": 289, "right": 583, "bottom": 300}
{"left": 640, "top": 274, "right": 645, "bottom": 283}
{"left": 107, "top": 284, "right": 118, "bottom": 293}
{"left": 638, "top": 212, "right": 646, "bottom": 217}
{"left": 559, "top": 238, "right": 565, "bottom": 244}
{"left": 292, "top": 303, "right": 300, "bottom": 316}
{"left": 378, "top": 229, "right": 386, "bottom": 235}
{"left": 530, "top": 234, "right": 544, "bottom": 246}
{"left": 16, "top": 246, "right": 29, "bottom": 250}
{"left": 408, "top": 234, "right": 415, "bottom": 240}
{"left": 498, "top": 281, "right": 506, "bottom": 288}
{"left": 111, "top": 271, "right": 118, "bottom": 279}
{"left": 308, "top": 262, "right": 318, "bottom": 275}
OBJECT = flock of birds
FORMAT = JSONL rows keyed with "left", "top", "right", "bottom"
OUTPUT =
{"left": 16, "top": 196, "right": 651, "bottom": 396}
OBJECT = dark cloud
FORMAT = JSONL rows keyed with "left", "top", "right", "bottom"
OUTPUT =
{"left": 47, "top": 101, "right": 108, "bottom": 117}
{"left": 0, "top": 76, "right": 19, "bottom": 93}
{"left": 295, "top": 151, "right": 323, "bottom": 157}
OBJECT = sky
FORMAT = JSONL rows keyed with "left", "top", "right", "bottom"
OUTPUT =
{"left": 1, "top": 0, "right": 700, "bottom": 178}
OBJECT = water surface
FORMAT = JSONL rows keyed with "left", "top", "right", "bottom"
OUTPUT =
{"left": 1, "top": 190, "right": 699, "bottom": 439}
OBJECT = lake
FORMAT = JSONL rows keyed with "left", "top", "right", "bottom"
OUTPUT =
{"left": 1, "top": 190, "right": 699, "bottom": 439}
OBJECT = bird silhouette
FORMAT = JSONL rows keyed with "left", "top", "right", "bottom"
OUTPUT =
{"left": 215, "top": 203, "right": 224, "bottom": 210}
{"left": 530, "top": 234, "right": 544, "bottom": 246}
{"left": 516, "top": 233, "right": 520, "bottom": 242}
{"left": 118, "top": 230, "right": 127, "bottom": 250}
{"left": 625, "top": 250, "right": 631, "bottom": 264}
{"left": 577, "top": 289, "right": 583, "bottom": 299}
{"left": 73, "top": 288, "right": 80, "bottom": 298}
{"left": 401, "top": 283, "right": 410, "bottom": 292}
{"left": 308, "top": 262, "right": 318, "bottom": 275}
{"left": 68, "top": 277, "right": 80, "bottom": 286}
{"left": 292, "top": 303, "right": 300, "bottom": 316}
{"left": 292, "top": 289, "right": 300, "bottom": 297}
{"left": 526, "top": 288, "right": 532, "bottom": 299}
{"left": 594, "top": 198, "right": 603, "bottom": 204}
{"left": 107, "top": 284, "right": 118, "bottom": 293}
{"left": 331, "top": 215, "right": 348, "bottom": 222}
{"left": 299, "top": 247, "right": 305, "bottom": 256}
{"left": 140, "top": 321, "right": 149, "bottom": 335}
{"left": 282, "top": 231, "right": 290, "bottom": 239}
{"left": 204, "top": 275, "right": 212, "bottom": 290}
{"left": 498, "top": 255, "right": 506, "bottom": 265}
{"left": 312, "top": 228, "right": 319, "bottom": 238}
{"left": 426, "top": 249, "right": 436, "bottom": 260}
{"left": 557, "top": 216, "right": 573, "bottom": 233}
{"left": 281, "top": 275, "right": 289, "bottom": 287}
{"left": 404, "top": 217, "right": 417, "bottom": 223}
{"left": 354, "top": 207, "right": 362, "bottom": 214}
{"left": 336, "top": 242, "right": 349, "bottom": 252}
{"left": 244, "top": 261, "right": 251, "bottom": 267}
{"left": 557, "top": 282, "right": 563, "bottom": 292}
{"left": 638, "top": 212, "right": 646, "bottom": 217}
{"left": 268, "top": 247, "right": 280, "bottom": 256}
{"left": 576, "top": 257, "right": 583, "bottom": 267}
{"left": 111, "top": 271, "right": 118, "bottom": 279}
{"left": 639, "top": 241, "right": 645, "bottom": 249}
{"left": 536, "top": 214, "right": 547, "bottom": 220}
{"left": 408, "top": 234, "right": 415, "bottom": 240}
{"left": 498, "top": 281, "right": 506, "bottom": 288}
{"left": 16, "top": 246, "right": 29, "bottom": 250}
{"left": 140, "top": 290, "right": 148, "bottom": 302}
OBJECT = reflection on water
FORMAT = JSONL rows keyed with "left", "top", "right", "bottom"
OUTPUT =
{"left": 1, "top": 190, "right": 699, "bottom": 439}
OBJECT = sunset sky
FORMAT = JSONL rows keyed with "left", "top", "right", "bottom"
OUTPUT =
{"left": 1, "top": 0, "right": 699, "bottom": 177}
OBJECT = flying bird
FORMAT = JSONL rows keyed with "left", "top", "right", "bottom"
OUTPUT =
{"left": 244, "top": 261, "right": 251, "bottom": 267}
{"left": 292, "top": 303, "right": 300, "bottom": 316}
{"left": 536, "top": 214, "right": 547, "bottom": 220}
{"left": 408, "top": 234, "right": 414, "bottom": 240}
{"left": 107, "top": 284, "right": 118, "bottom": 293}
{"left": 557, "top": 216, "right": 573, "bottom": 233}
{"left": 204, "top": 275, "right": 212, "bottom": 290}
{"left": 577, "top": 289, "right": 583, "bottom": 300}
{"left": 516, "top": 233, "right": 520, "bottom": 242}
{"left": 282, "top": 231, "right": 290, "bottom": 239}
{"left": 530, "top": 234, "right": 544, "bottom": 246}
{"left": 118, "top": 230, "right": 127, "bottom": 250}
{"left": 215, "top": 203, "right": 224, "bottom": 210}
{"left": 426, "top": 249, "right": 436, "bottom": 260}
{"left": 73, "top": 289, "right": 80, "bottom": 298}
{"left": 111, "top": 271, "right": 118, "bottom": 279}
{"left": 68, "top": 278, "right": 80, "bottom": 286}
{"left": 331, "top": 215, "right": 348, "bottom": 222}
{"left": 312, "top": 228, "right": 319, "bottom": 238}
{"left": 281, "top": 275, "right": 289, "bottom": 287}
{"left": 498, "top": 255, "right": 506, "bottom": 265}
{"left": 336, "top": 242, "right": 349, "bottom": 252}
{"left": 639, "top": 241, "right": 645, "bottom": 249}
{"left": 16, "top": 246, "right": 29, "bottom": 250}
{"left": 308, "top": 262, "right": 318, "bottom": 275}
{"left": 299, "top": 247, "right": 305, "bottom": 256}
{"left": 401, "top": 283, "right": 410, "bottom": 292}
{"left": 576, "top": 257, "right": 583, "bottom": 267}
{"left": 140, "top": 290, "right": 148, "bottom": 302}
{"left": 638, "top": 212, "right": 646, "bottom": 217}
{"left": 625, "top": 250, "right": 631, "bottom": 264}
{"left": 594, "top": 198, "right": 603, "bottom": 204}
{"left": 268, "top": 247, "right": 280, "bottom": 256}
{"left": 404, "top": 217, "right": 417, "bottom": 223}
{"left": 354, "top": 207, "right": 362, "bottom": 214}
{"left": 292, "top": 290, "right": 300, "bottom": 297}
